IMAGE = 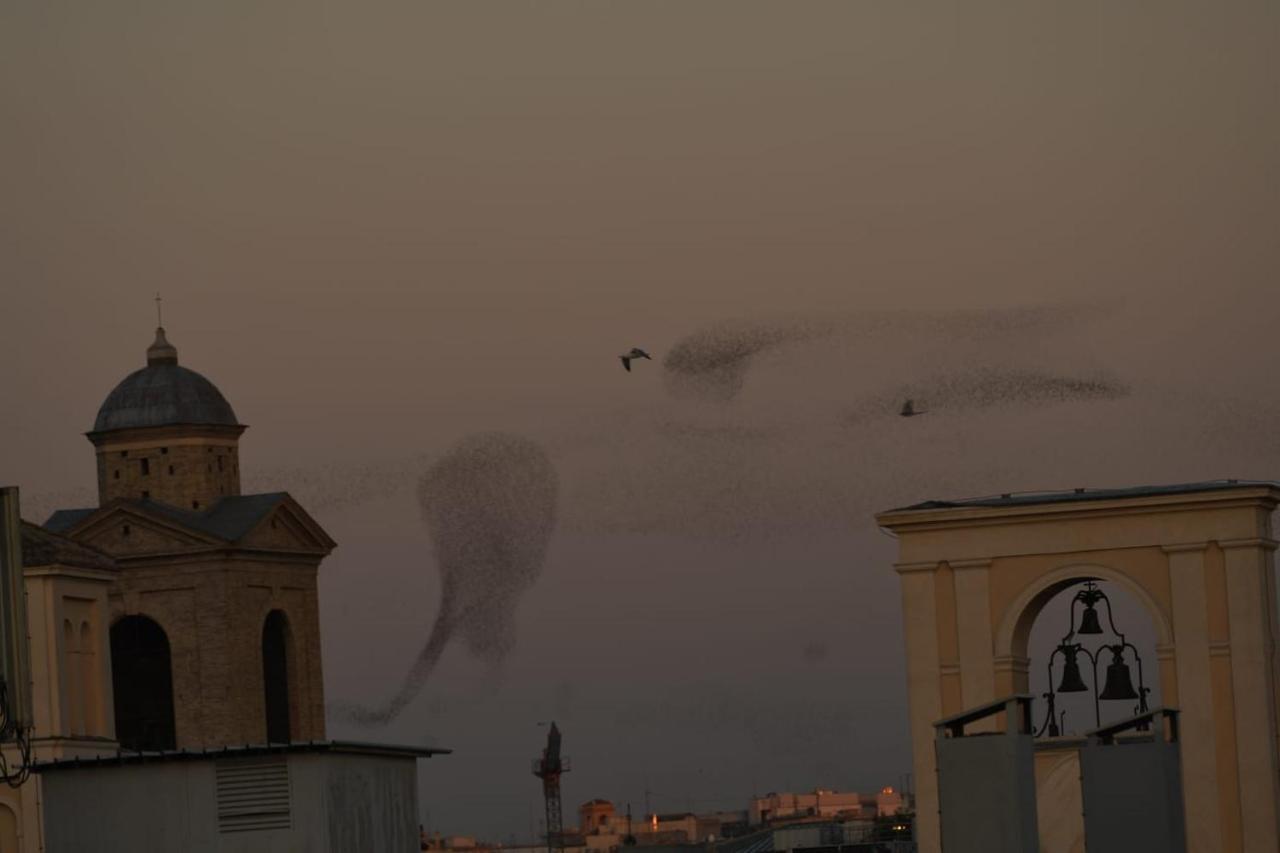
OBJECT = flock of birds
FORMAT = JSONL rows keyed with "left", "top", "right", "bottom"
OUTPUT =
{"left": 622, "top": 344, "right": 925, "bottom": 417}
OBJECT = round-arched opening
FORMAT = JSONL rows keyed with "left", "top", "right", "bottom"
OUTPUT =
{"left": 261, "top": 610, "right": 293, "bottom": 744}
{"left": 110, "top": 615, "right": 177, "bottom": 751}
{"left": 1026, "top": 579, "right": 1162, "bottom": 736}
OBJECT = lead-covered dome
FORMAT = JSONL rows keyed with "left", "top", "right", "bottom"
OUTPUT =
{"left": 92, "top": 328, "right": 240, "bottom": 433}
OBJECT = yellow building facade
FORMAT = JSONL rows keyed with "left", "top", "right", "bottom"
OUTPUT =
{"left": 878, "top": 482, "right": 1280, "bottom": 853}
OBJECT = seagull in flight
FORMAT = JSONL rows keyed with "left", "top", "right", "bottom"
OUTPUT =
{"left": 900, "top": 399, "right": 927, "bottom": 417}
{"left": 619, "top": 348, "right": 652, "bottom": 372}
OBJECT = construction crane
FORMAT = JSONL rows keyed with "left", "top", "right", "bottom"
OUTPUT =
{"left": 532, "top": 722, "right": 570, "bottom": 853}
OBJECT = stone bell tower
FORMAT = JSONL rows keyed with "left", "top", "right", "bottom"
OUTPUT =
{"left": 44, "top": 326, "right": 336, "bottom": 752}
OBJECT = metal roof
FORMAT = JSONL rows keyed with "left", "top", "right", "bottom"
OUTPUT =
{"left": 892, "top": 479, "right": 1279, "bottom": 512}
{"left": 92, "top": 363, "right": 240, "bottom": 433}
{"left": 139, "top": 492, "right": 290, "bottom": 541}
{"left": 43, "top": 508, "right": 96, "bottom": 535}
{"left": 32, "top": 739, "right": 450, "bottom": 773}
{"left": 91, "top": 329, "right": 240, "bottom": 434}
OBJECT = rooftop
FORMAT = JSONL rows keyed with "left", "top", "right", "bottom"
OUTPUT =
{"left": 46, "top": 493, "right": 290, "bottom": 542}
{"left": 33, "top": 739, "right": 450, "bottom": 773}
{"left": 890, "top": 479, "right": 1280, "bottom": 513}
{"left": 20, "top": 521, "right": 117, "bottom": 572}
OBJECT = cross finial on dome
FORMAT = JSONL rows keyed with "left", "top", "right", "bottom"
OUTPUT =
{"left": 147, "top": 293, "right": 178, "bottom": 365}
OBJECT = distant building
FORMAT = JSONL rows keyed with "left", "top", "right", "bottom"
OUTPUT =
{"left": 575, "top": 799, "right": 725, "bottom": 849}
{"left": 749, "top": 790, "right": 867, "bottom": 824}
{"left": 874, "top": 786, "right": 912, "bottom": 818}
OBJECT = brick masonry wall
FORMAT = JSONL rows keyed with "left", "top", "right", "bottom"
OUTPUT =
{"left": 107, "top": 555, "right": 326, "bottom": 748}
{"left": 96, "top": 441, "right": 241, "bottom": 509}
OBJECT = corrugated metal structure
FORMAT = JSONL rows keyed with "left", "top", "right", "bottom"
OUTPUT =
{"left": 36, "top": 741, "right": 447, "bottom": 853}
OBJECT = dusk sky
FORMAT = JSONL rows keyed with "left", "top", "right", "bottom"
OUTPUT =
{"left": 3, "top": 2, "right": 1277, "bottom": 840}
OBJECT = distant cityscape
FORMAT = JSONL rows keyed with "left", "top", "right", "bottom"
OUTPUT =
{"left": 423, "top": 787, "right": 915, "bottom": 853}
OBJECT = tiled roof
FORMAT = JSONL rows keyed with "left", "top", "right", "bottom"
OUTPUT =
{"left": 19, "top": 522, "right": 116, "bottom": 571}
{"left": 44, "top": 493, "right": 306, "bottom": 546}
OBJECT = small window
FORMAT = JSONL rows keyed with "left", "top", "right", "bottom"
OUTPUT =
{"left": 114, "top": 470, "right": 120, "bottom": 480}
{"left": 217, "top": 456, "right": 224, "bottom": 472}
{"left": 122, "top": 524, "right": 131, "bottom": 538}
{"left": 160, "top": 447, "right": 168, "bottom": 455}
{"left": 207, "top": 447, "right": 213, "bottom": 453}
{"left": 207, "top": 464, "right": 212, "bottom": 473}
{"left": 168, "top": 465, "right": 175, "bottom": 475}
{"left": 141, "top": 491, "right": 150, "bottom": 500}
{"left": 192, "top": 501, "right": 200, "bottom": 510}
{"left": 140, "top": 458, "right": 150, "bottom": 476}
{"left": 120, "top": 450, "right": 128, "bottom": 458}
{"left": 270, "top": 520, "right": 277, "bottom": 530}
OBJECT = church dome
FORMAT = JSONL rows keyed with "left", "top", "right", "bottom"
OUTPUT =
{"left": 92, "top": 328, "right": 240, "bottom": 433}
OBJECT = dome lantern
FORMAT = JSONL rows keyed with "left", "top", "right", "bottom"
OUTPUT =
{"left": 147, "top": 326, "right": 179, "bottom": 367}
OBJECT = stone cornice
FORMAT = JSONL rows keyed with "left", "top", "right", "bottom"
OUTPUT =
{"left": 1217, "top": 537, "right": 1279, "bottom": 552}
{"left": 1160, "top": 542, "right": 1210, "bottom": 554}
{"left": 950, "top": 558, "right": 993, "bottom": 571}
{"left": 23, "top": 565, "right": 117, "bottom": 583}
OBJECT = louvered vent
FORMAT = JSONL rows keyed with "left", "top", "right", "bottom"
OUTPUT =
{"left": 216, "top": 757, "right": 292, "bottom": 833}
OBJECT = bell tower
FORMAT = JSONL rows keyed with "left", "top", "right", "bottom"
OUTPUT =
{"left": 45, "top": 325, "right": 335, "bottom": 751}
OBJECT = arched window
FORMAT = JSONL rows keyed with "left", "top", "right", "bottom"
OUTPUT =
{"left": 110, "top": 615, "right": 177, "bottom": 751}
{"left": 261, "top": 610, "right": 292, "bottom": 743}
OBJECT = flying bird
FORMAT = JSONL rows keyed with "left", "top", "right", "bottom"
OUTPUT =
{"left": 619, "top": 348, "right": 652, "bottom": 372}
{"left": 900, "top": 399, "right": 927, "bottom": 417}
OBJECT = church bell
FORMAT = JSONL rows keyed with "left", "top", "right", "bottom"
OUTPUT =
{"left": 1076, "top": 604, "right": 1103, "bottom": 635}
{"left": 1098, "top": 651, "right": 1139, "bottom": 701}
{"left": 1056, "top": 646, "right": 1088, "bottom": 693}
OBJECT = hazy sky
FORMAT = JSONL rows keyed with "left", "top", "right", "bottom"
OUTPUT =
{"left": 3, "top": 1, "right": 1278, "bottom": 840}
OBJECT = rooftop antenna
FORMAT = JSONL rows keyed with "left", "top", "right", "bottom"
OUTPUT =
{"left": 155, "top": 292, "right": 163, "bottom": 327}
